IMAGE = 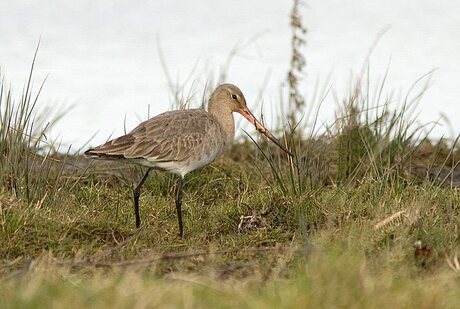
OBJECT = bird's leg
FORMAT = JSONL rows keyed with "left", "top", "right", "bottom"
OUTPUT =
{"left": 133, "top": 168, "right": 151, "bottom": 228}
{"left": 175, "top": 176, "right": 184, "bottom": 238}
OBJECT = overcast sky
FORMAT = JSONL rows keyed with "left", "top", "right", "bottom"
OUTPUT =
{"left": 0, "top": 0, "right": 459, "bottom": 149}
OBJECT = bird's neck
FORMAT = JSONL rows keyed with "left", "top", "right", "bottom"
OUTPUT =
{"left": 208, "top": 103, "right": 235, "bottom": 149}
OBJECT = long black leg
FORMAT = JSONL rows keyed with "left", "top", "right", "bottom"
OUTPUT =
{"left": 175, "top": 176, "right": 184, "bottom": 238}
{"left": 133, "top": 168, "right": 151, "bottom": 228}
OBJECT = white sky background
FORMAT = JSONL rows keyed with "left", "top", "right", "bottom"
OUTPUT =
{"left": 0, "top": 0, "right": 459, "bottom": 150}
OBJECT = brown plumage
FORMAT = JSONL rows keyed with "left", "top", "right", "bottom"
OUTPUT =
{"left": 85, "top": 83, "right": 292, "bottom": 237}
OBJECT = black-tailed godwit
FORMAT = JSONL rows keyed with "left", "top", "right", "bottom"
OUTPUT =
{"left": 85, "top": 84, "right": 292, "bottom": 237}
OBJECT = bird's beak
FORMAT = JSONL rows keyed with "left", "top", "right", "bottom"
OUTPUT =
{"left": 238, "top": 108, "right": 293, "bottom": 157}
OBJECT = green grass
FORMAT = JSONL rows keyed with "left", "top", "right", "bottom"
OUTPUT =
{"left": 0, "top": 162, "right": 459, "bottom": 307}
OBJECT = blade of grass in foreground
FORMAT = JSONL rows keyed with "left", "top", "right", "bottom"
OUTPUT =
{"left": 244, "top": 129, "right": 288, "bottom": 196}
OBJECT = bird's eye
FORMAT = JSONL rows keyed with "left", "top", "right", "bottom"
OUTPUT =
{"left": 231, "top": 94, "right": 238, "bottom": 100}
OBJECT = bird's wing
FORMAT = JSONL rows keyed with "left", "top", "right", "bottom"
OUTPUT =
{"left": 85, "top": 110, "right": 224, "bottom": 163}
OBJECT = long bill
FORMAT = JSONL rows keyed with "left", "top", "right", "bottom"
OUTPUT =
{"left": 239, "top": 108, "right": 294, "bottom": 157}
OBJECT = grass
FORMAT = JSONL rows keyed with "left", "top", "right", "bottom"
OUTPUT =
{"left": 1, "top": 38, "right": 460, "bottom": 309}
{"left": 1, "top": 243, "right": 459, "bottom": 308}
{"left": 0, "top": 153, "right": 459, "bottom": 307}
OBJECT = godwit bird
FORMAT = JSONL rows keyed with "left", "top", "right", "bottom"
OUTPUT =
{"left": 85, "top": 84, "right": 292, "bottom": 237}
